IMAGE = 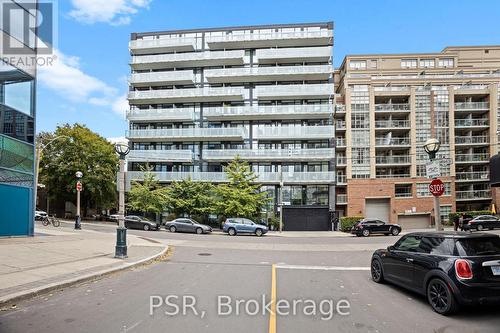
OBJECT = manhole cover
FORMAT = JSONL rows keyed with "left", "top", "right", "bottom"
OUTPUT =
{"left": 198, "top": 253, "right": 212, "bottom": 256}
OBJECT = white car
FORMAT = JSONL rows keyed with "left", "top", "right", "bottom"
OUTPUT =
{"left": 35, "top": 210, "right": 48, "bottom": 221}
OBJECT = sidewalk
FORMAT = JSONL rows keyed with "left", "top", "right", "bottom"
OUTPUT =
{"left": 0, "top": 225, "right": 168, "bottom": 306}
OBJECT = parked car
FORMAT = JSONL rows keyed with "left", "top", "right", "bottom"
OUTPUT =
{"left": 35, "top": 210, "right": 48, "bottom": 221}
{"left": 165, "top": 218, "right": 212, "bottom": 234}
{"left": 222, "top": 217, "right": 268, "bottom": 236}
{"left": 463, "top": 215, "right": 500, "bottom": 231}
{"left": 124, "top": 215, "right": 160, "bottom": 231}
{"left": 351, "top": 218, "right": 401, "bottom": 237}
{"left": 108, "top": 214, "right": 119, "bottom": 223}
{"left": 371, "top": 232, "right": 500, "bottom": 315}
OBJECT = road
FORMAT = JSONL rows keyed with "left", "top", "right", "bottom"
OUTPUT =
{"left": 1, "top": 223, "right": 499, "bottom": 333}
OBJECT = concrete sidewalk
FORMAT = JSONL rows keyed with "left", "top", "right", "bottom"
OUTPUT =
{"left": 0, "top": 225, "right": 168, "bottom": 306}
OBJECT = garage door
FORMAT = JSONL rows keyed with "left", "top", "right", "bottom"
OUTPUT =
{"left": 283, "top": 206, "right": 330, "bottom": 231}
{"left": 365, "top": 198, "right": 390, "bottom": 223}
{"left": 398, "top": 214, "right": 430, "bottom": 229}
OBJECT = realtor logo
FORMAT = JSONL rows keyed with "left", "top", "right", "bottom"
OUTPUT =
{"left": 2, "top": 1, "right": 54, "bottom": 55}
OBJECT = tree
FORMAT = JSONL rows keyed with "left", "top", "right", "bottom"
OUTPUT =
{"left": 167, "top": 178, "right": 216, "bottom": 217}
{"left": 215, "top": 156, "right": 269, "bottom": 218}
{"left": 39, "top": 124, "right": 119, "bottom": 215}
{"left": 127, "top": 170, "right": 169, "bottom": 215}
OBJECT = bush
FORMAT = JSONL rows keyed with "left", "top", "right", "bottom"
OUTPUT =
{"left": 448, "top": 211, "right": 492, "bottom": 225}
{"left": 340, "top": 216, "right": 364, "bottom": 232}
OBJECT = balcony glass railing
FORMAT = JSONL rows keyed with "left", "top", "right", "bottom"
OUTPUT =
{"left": 456, "top": 190, "right": 491, "bottom": 200}
{"left": 131, "top": 50, "right": 245, "bottom": 66}
{"left": 202, "top": 148, "right": 335, "bottom": 161}
{"left": 455, "top": 153, "right": 490, "bottom": 162}
{"left": 256, "top": 46, "right": 332, "bottom": 61}
{"left": 375, "top": 173, "right": 411, "bottom": 178}
{"left": 127, "top": 150, "right": 193, "bottom": 162}
{"left": 203, "top": 104, "right": 333, "bottom": 118}
{"left": 253, "top": 126, "right": 334, "bottom": 139}
{"left": 454, "top": 102, "right": 490, "bottom": 110}
{"left": 254, "top": 84, "right": 334, "bottom": 98}
{"left": 129, "top": 37, "right": 196, "bottom": 50}
{"left": 376, "top": 156, "right": 411, "bottom": 164}
{"left": 205, "top": 65, "right": 332, "bottom": 78}
{"left": 336, "top": 157, "right": 347, "bottom": 165}
{"left": 127, "top": 127, "right": 248, "bottom": 139}
{"left": 454, "top": 119, "right": 489, "bottom": 127}
{"left": 206, "top": 30, "right": 333, "bottom": 43}
{"left": 455, "top": 171, "right": 490, "bottom": 181}
{"left": 455, "top": 136, "right": 489, "bottom": 144}
{"left": 336, "top": 175, "right": 347, "bottom": 184}
{"left": 375, "top": 120, "right": 410, "bottom": 128}
{"left": 375, "top": 137, "right": 411, "bottom": 146}
{"left": 374, "top": 104, "right": 410, "bottom": 112}
{"left": 128, "top": 87, "right": 245, "bottom": 101}
{"left": 336, "top": 138, "right": 346, "bottom": 147}
{"left": 127, "top": 108, "right": 195, "bottom": 121}
{"left": 129, "top": 71, "right": 194, "bottom": 84}
{"left": 336, "top": 120, "right": 346, "bottom": 129}
{"left": 373, "top": 87, "right": 410, "bottom": 93}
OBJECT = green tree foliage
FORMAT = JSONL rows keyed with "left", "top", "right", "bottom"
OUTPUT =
{"left": 166, "top": 178, "right": 216, "bottom": 217}
{"left": 39, "top": 124, "right": 119, "bottom": 214}
{"left": 128, "top": 170, "right": 169, "bottom": 214}
{"left": 215, "top": 156, "right": 269, "bottom": 218}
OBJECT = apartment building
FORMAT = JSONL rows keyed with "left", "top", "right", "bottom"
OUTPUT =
{"left": 335, "top": 45, "right": 500, "bottom": 228}
{"left": 126, "top": 22, "right": 335, "bottom": 230}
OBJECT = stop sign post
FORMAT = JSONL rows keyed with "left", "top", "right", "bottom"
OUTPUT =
{"left": 429, "top": 179, "right": 445, "bottom": 197}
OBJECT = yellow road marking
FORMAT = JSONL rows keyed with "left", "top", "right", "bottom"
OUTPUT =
{"left": 268, "top": 263, "right": 277, "bottom": 333}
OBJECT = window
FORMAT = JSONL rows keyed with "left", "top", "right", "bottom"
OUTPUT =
{"left": 419, "top": 59, "right": 435, "bottom": 68}
{"left": 438, "top": 58, "right": 454, "bottom": 67}
{"left": 395, "top": 184, "right": 412, "bottom": 198}
{"left": 419, "top": 237, "right": 453, "bottom": 255}
{"left": 349, "top": 60, "right": 366, "bottom": 70}
{"left": 440, "top": 205, "right": 452, "bottom": 223}
{"left": 369, "top": 60, "right": 378, "bottom": 69}
{"left": 394, "top": 236, "right": 421, "bottom": 252}
{"left": 401, "top": 59, "right": 417, "bottom": 68}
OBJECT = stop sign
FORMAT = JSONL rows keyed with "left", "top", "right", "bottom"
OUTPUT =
{"left": 76, "top": 181, "right": 82, "bottom": 192}
{"left": 429, "top": 179, "right": 444, "bottom": 197}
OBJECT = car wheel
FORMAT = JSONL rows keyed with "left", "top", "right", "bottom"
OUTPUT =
{"left": 228, "top": 228, "right": 236, "bottom": 236}
{"left": 143, "top": 224, "right": 150, "bottom": 231}
{"left": 427, "top": 278, "right": 458, "bottom": 315}
{"left": 169, "top": 226, "right": 177, "bottom": 233}
{"left": 362, "top": 229, "right": 370, "bottom": 237}
{"left": 391, "top": 227, "right": 400, "bottom": 236}
{"left": 196, "top": 227, "right": 203, "bottom": 235}
{"left": 476, "top": 224, "right": 484, "bottom": 231}
{"left": 255, "top": 229, "right": 263, "bottom": 237}
{"left": 371, "top": 259, "right": 384, "bottom": 283}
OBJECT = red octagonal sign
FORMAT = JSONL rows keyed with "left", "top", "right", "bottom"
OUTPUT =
{"left": 76, "top": 181, "right": 82, "bottom": 192}
{"left": 429, "top": 179, "right": 445, "bottom": 197}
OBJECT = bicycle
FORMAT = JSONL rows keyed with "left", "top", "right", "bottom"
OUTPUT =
{"left": 41, "top": 214, "right": 60, "bottom": 227}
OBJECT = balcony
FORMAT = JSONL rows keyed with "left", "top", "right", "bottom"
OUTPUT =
{"left": 454, "top": 102, "right": 490, "bottom": 111}
{"left": 336, "top": 120, "right": 346, "bottom": 130}
{"left": 127, "top": 149, "right": 193, "bottom": 163}
{"left": 375, "top": 137, "right": 411, "bottom": 147}
{"left": 456, "top": 190, "right": 491, "bottom": 201}
{"left": 336, "top": 174, "right": 347, "bottom": 185}
{"left": 204, "top": 65, "right": 332, "bottom": 83}
{"left": 454, "top": 118, "right": 489, "bottom": 128}
{"left": 336, "top": 194, "right": 347, "bottom": 204}
{"left": 256, "top": 46, "right": 332, "bottom": 64}
{"left": 206, "top": 30, "right": 333, "bottom": 49}
{"left": 376, "top": 155, "right": 411, "bottom": 165}
{"left": 375, "top": 120, "right": 410, "bottom": 129}
{"left": 374, "top": 104, "right": 410, "bottom": 112}
{"left": 336, "top": 138, "right": 346, "bottom": 148}
{"left": 335, "top": 104, "right": 346, "bottom": 113}
{"left": 130, "top": 50, "right": 245, "bottom": 70}
{"left": 127, "top": 108, "right": 195, "bottom": 122}
{"left": 129, "top": 37, "right": 196, "bottom": 55}
{"left": 373, "top": 87, "right": 411, "bottom": 93}
{"left": 455, "top": 136, "right": 489, "bottom": 145}
{"left": 336, "top": 156, "right": 347, "bottom": 166}
{"left": 126, "top": 127, "right": 248, "bottom": 142}
{"left": 128, "top": 87, "right": 245, "bottom": 104}
{"left": 203, "top": 104, "right": 333, "bottom": 121}
{"left": 455, "top": 171, "right": 490, "bottom": 182}
{"left": 455, "top": 153, "right": 490, "bottom": 163}
{"left": 129, "top": 70, "right": 195, "bottom": 86}
{"left": 254, "top": 84, "right": 333, "bottom": 100}
{"left": 202, "top": 148, "right": 334, "bottom": 162}
{"left": 375, "top": 173, "right": 411, "bottom": 178}
{"left": 253, "top": 126, "right": 334, "bottom": 140}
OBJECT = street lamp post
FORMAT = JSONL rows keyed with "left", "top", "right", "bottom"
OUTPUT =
{"left": 423, "top": 138, "right": 443, "bottom": 231}
{"left": 279, "top": 167, "right": 283, "bottom": 233}
{"left": 75, "top": 171, "right": 83, "bottom": 229}
{"left": 115, "top": 142, "right": 130, "bottom": 259}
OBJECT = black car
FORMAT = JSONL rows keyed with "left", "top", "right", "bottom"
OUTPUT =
{"left": 124, "top": 215, "right": 160, "bottom": 231}
{"left": 464, "top": 215, "right": 500, "bottom": 231}
{"left": 351, "top": 218, "right": 401, "bottom": 237}
{"left": 371, "top": 232, "right": 500, "bottom": 315}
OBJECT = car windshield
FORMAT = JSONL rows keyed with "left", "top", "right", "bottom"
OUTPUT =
{"left": 455, "top": 237, "right": 500, "bottom": 256}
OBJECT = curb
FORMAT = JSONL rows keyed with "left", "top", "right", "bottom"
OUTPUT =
{"left": 0, "top": 245, "right": 169, "bottom": 307}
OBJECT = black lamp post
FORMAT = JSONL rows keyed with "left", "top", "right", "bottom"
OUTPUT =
{"left": 423, "top": 138, "right": 442, "bottom": 231}
{"left": 115, "top": 142, "right": 130, "bottom": 259}
{"left": 74, "top": 171, "right": 83, "bottom": 229}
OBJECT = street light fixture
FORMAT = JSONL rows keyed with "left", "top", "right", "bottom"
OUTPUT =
{"left": 423, "top": 138, "right": 443, "bottom": 231}
{"left": 75, "top": 171, "right": 83, "bottom": 230}
{"left": 115, "top": 142, "right": 130, "bottom": 259}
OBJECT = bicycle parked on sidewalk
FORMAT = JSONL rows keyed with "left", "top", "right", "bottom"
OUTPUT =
{"left": 41, "top": 215, "right": 60, "bottom": 227}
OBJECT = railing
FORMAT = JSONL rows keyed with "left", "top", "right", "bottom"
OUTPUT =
{"left": 128, "top": 87, "right": 245, "bottom": 101}
{"left": 455, "top": 171, "right": 490, "bottom": 181}
{"left": 202, "top": 148, "right": 335, "bottom": 161}
{"left": 373, "top": 87, "right": 410, "bottom": 92}
{"left": 206, "top": 30, "right": 333, "bottom": 42}
{"left": 376, "top": 155, "right": 411, "bottom": 164}
{"left": 455, "top": 153, "right": 490, "bottom": 162}
{"left": 336, "top": 194, "right": 347, "bottom": 204}
{"left": 374, "top": 104, "right": 411, "bottom": 111}
{"left": 253, "top": 126, "right": 334, "bottom": 139}
{"left": 204, "top": 65, "right": 332, "bottom": 78}
{"left": 131, "top": 50, "right": 245, "bottom": 66}
{"left": 375, "top": 137, "right": 411, "bottom": 146}
{"left": 336, "top": 138, "right": 346, "bottom": 147}
{"left": 256, "top": 46, "right": 332, "bottom": 60}
{"left": 336, "top": 175, "right": 347, "bottom": 184}
{"left": 454, "top": 119, "right": 489, "bottom": 127}
{"left": 127, "top": 150, "right": 193, "bottom": 162}
{"left": 129, "top": 37, "right": 196, "bottom": 50}
{"left": 203, "top": 104, "right": 333, "bottom": 118}
{"left": 456, "top": 190, "right": 491, "bottom": 200}
{"left": 455, "top": 136, "right": 489, "bottom": 144}
{"left": 127, "top": 127, "right": 248, "bottom": 139}
{"left": 127, "top": 108, "right": 195, "bottom": 121}
{"left": 336, "top": 156, "right": 347, "bottom": 165}
{"left": 454, "top": 102, "right": 490, "bottom": 110}
{"left": 336, "top": 120, "right": 346, "bottom": 129}
{"left": 371, "top": 73, "right": 500, "bottom": 80}
{"left": 335, "top": 104, "right": 346, "bottom": 113}
{"left": 375, "top": 173, "right": 411, "bottom": 178}
{"left": 254, "top": 84, "right": 334, "bottom": 98}
{"left": 375, "top": 120, "right": 410, "bottom": 128}
{"left": 130, "top": 71, "right": 194, "bottom": 84}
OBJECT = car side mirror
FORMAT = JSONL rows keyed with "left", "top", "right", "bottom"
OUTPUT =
{"left": 387, "top": 245, "right": 395, "bottom": 252}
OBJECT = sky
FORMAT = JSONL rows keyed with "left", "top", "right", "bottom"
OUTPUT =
{"left": 37, "top": 0, "right": 500, "bottom": 140}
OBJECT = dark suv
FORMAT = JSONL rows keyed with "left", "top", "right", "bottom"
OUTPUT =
{"left": 371, "top": 232, "right": 500, "bottom": 315}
